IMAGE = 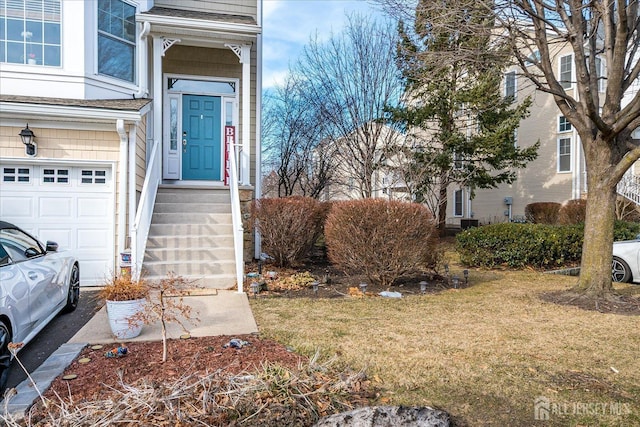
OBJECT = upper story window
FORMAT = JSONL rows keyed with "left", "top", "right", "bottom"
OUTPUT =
{"left": 559, "top": 55, "right": 573, "bottom": 89}
{"left": 558, "top": 116, "right": 572, "bottom": 132}
{"left": 0, "top": 0, "right": 61, "bottom": 66}
{"left": 504, "top": 71, "right": 516, "bottom": 100}
{"left": 98, "top": 0, "right": 136, "bottom": 82}
{"left": 558, "top": 137, "right": 572, "bottom": 173}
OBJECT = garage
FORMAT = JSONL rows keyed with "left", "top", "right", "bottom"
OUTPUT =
{"left": 0, "top": 162, "right": 115, "bottom": 285}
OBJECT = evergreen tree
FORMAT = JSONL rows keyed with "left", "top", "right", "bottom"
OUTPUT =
{"left": 388, "top": 0, "right": 538, "bottom": 235}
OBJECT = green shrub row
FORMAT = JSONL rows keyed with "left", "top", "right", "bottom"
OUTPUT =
{"left": 456, "top": 221, "right": 640, "bottom": 268}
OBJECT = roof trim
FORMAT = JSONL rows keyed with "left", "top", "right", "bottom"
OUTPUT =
{"left": 137, "top": 11, "right": 261, "bottom": 36}
{"left": 0, "top": 99, "right": 151, "bottom": 123}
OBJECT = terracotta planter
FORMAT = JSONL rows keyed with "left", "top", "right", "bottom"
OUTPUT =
{"left": 106, "top": 298, "right": 146, "bottom": 339}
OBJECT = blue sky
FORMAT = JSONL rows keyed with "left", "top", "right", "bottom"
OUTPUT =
{"left": 262, "top": 0, "right": 382, "bottom": 89}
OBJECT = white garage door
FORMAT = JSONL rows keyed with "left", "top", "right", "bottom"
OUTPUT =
{"left": 0, "top": 163, "right": 114, "bottom": 285}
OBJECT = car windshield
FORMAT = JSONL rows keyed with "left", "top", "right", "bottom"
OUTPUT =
{"left": 0, "top": 228, "right": 44, "bottom": 263}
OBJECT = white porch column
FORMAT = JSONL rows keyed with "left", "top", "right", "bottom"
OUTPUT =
{"left": 152, "top": 35, "right": 163, "bottom": 182}
{"left": 226, "top": 43, "right": 252, "bottom": 186}
{"left": 116, "top": 119, "right": 129, "bottom": 257}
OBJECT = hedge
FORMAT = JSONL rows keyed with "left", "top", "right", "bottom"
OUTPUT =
{"left": 456, "top": 221, "right": 640, "bottom": 268}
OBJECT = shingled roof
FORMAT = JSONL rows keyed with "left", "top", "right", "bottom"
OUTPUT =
{"left": 0, "top": 95, "right": 151, "bottom": 111}
{"left": 140, "top": 6, "right": 257, "bottom": 26}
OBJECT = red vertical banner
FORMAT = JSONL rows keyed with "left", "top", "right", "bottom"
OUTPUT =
{"left": 224, "top": 126, "right": 235, "bottom": 186}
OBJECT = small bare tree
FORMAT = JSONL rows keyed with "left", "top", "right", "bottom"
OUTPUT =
{"left": 135, "top": 273, "right": 200, "bottom": 363}
{"left": 295, "top": 13, "right": 404, "bottom": 198}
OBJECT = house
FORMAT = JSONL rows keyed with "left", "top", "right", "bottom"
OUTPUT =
{"left": 444, "top": 42, "right": 639, "bottom": 227}
{"left": 0, "top": 0, "right": 263, "bottom": 292}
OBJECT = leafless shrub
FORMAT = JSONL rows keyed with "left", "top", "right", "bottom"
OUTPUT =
{"left": 558, "top": 199, "right": 587, "bottom": 225}
{"left": 251, "top": 197, "right": 325, "bottom": 267}
{"left": 325, "top": 199, "right": 438, "bottom": 287}
{"left": 524, "top": 202, "right": 561, "bottom": 224}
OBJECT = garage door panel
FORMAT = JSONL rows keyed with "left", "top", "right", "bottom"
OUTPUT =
{"left": 38, "top": 197, "right": 73, "bottom": 217}
{"left": 0, "top": 197, "right": 34, "bottom": 217}
{"left": 78, "top": 197, "right": 110, "bottom": 218}
{"left": 77, "top": 228, "right": 109, "bottom": 250}
{"left": 39, "top": 228, "right": 73, "bottom": 250}
{"left": 1, "top": 163, "right": 114, "bottom": 286}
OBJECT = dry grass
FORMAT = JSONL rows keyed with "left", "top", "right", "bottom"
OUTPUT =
{"left": 251, "top": 265, "right": 640, "bottom": 426}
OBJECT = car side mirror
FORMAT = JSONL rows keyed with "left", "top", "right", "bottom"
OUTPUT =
{"left": 45, "top": 241, "right": 58, "bottom": 252}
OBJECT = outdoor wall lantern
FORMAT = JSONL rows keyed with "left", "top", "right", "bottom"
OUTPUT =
{"left": 19, "top": 124, "right": 37, "bottom": 157}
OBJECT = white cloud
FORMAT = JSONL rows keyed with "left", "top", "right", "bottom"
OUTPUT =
{"left": 262, "top": 0, "right": 379, "bottom": 90}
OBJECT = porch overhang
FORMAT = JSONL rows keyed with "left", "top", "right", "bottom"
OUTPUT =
{"left": 137, "top": 7, "right": 260, "bottom": 47}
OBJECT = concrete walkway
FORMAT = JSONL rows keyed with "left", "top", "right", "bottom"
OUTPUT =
{"left": 2, "top": 290, "right": 258, "bottom": 420}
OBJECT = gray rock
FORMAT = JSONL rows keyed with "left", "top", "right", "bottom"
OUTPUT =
{"left": 314, "top": 406, "right": 450, "bottom": 427}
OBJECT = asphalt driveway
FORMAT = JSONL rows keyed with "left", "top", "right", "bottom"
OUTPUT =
{"left": 5, "top": 289, "right": 102, "bottom": 391}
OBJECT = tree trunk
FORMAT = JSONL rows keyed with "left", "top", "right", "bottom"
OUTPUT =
{"left": 573, "top": 160, "right": 617, "bottom": 298}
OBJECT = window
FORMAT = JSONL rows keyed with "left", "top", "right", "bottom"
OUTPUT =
{"left": 558, "top": 116, "right": 572, "bottom": 132}
{"left": 454, "top": 189, "right": 464, "bottom": 217}
{"left": 81, "top": 169, "right": 107, "bottom": 184}
{"left": 453, "top": 152, "right": 463, "bottom": 170}
{"left": 0, "top": 227, "right": 44, "bottom": 263}
{"left": 594, "top": 57, "right": 604, "bottom": 92}
{"left": 98, "top": 0, "right": 135, "bottom": 82}
{"left": 559, "top": 55, "right": 573, "bottom": 89}
{"left": 558, "top": 137, "right": 572, "bottom": 172}
{"left": 505, "top": 71, "right": 516, "bottom": 100}
{"left": 0, "top": 0, "right": 61, "bottom": 66}
{"left": 3, "top": 167, "right": 30, "bottom": 182}
{"left": 43, "top": 168, "right": 69, "bottom": 183}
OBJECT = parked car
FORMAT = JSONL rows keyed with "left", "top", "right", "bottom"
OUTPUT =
{"left": 0, "top": 221, "right": 79, "bottom": 390}
{"left": 612, "top": 238, "right": 640, "bottom": 283}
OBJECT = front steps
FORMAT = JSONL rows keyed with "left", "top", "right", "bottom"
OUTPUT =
{"left": 142, "top": 185, "right": 237, "bottom": 289}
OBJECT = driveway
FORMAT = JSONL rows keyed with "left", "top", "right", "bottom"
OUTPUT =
{"left": 5, "top": 289, "right": 102, "bottom": 391}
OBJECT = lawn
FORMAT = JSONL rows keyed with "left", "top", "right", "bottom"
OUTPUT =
{"left": 250, "top": 265, "right": 640, "bottom": 426}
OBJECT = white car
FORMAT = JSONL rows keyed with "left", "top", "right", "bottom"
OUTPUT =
{"left": 0, "top": 221, "right": 79, "bottom": 390}
{"left": 612, "top": 238, "right": 640, "bottom": 283}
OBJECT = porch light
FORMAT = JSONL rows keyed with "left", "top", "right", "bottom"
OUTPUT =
{"left": 19, "top": 124, "right": 37, "bottom": 157}
{"left": 419, "top": 281, "right": 427, "bottom": 294}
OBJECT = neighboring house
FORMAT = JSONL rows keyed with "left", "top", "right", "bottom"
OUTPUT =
{"left": 0, "top": 0, "right": 262, "bottom": 291}
{"left": 320, "top": 123, "right": 408, "bottom": 201}
{"left": 445, "top": 43, "right": 638, "bottom": 227}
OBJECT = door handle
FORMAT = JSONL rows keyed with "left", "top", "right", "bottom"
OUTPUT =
{"left": 182, "top": 139, "right": 187, "bottom": 146}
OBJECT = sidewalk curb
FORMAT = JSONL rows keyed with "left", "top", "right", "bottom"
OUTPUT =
{"left": 2, "top": 342, "right": 87, "bottom": 420}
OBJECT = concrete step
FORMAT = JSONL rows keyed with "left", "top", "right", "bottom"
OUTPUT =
{"left": 153, "top": 202, "right": 231, "bottom": 214}
{"left": 150, "top": 212, "right": 233, "bottom": 225}
{"left": 144, "top": 247, "right": 234, "bottom": 263}
{"left": 143, "top": 259, "right": 236, "bottom": 277}
{"left": 155, "top": 190, "right": 230, "bottom": 204}
{"left": 148, "top": 223, "right": 233, "bottom": 236}
{"left": 146, "top": 234, "right": 235, "bottom": 250}
{"left": 142, "top": 274, "right": 237, "bottom": 289}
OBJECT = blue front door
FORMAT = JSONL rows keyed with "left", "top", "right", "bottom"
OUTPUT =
{"left": 182, "top": 95, "right": 222, "bottom": 180}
